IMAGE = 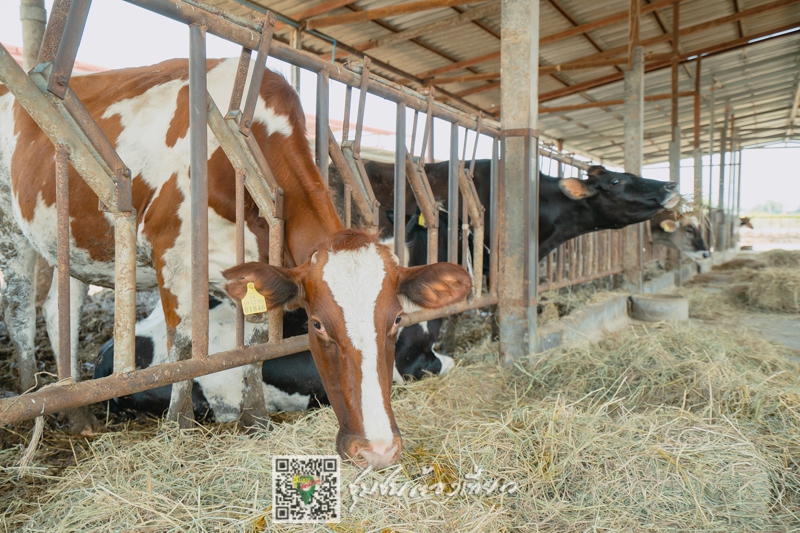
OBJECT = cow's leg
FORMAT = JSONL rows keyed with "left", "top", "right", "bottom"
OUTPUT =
{"left": 42, "top": 271, "right": 96, "bottom": 434}
{"left": 0, "top": 242, "right": 39, "bottom": 392}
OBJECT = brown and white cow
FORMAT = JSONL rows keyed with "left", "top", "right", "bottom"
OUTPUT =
{"left": 0, "top": 58, "right": 470, "bottom": 467}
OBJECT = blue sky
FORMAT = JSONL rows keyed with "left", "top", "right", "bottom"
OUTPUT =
{"left": 2, "top": 0, "right": 797, "bottom": 212}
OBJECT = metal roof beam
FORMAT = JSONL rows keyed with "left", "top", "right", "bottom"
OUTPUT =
{"left": 541, "top": 18, "right": 800, "bottom": 103}
{"left": 305, "top": 0, "right": 489, "bottom": 30}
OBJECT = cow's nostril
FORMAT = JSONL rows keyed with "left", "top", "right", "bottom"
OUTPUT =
{"left": 664, "top": 182, "right": 677, "bottom": 190}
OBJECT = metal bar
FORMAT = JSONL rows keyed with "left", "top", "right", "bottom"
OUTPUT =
{"left": 353, "top": 57, "right": 370, "bottom": 154}
{"left": 448, "top": 123, "right": 459, "bottom": 264}
{"left": 190, "top": 24, "right": 209, "bottom": 360}
{"left": 123, "top": 0, "right": 502, "bottom": 136}
{"left": 0, "top": 45, "right": 117, "bottom": 209}
{"left": 239, "top": 11, "right": 275, "bottom": 135}
{"left": 489, "top": 138, "right": 499, "bottom": 295}
{"left": 538, "top": 268, "right": 624, "bottom": 293}
{"left": 55, "top": 144, "right": 71, "bottom": 380}
{"left": 404, "top": 152, "right": 437, "bottom": 227}
{"left": 228, "top": 47, "right": 251, "bottom": 113}
{"left": 268, "top": 221, "right": 284, "bottom": 341}
{"left": 736, "top": 146, "right": 743, "bottom": 217}
{"left": 330, "top": 129, "right": 374, "bottom": 225}
{"left": 37, "top": 0, "right": 71, "bottom": 65}
{"left": 394, "top": 102, "right": 406, "bottom": 266}
{"left": 235, "top": 168, "right": 245, "bottom": 349}
{"left": 557, "top": 245, "right": 565, "bottom": 281}
{"left": 342, "top": 85, "right": 352, "bottom": 143}
{"left": 316, "top": 69, "right": 330, "bottom": 185}
{"left": 345, "top": 186, "right": 352, "bottom": 228}
{"left": 461, "top": 191, "right": 469, "bottom": 268}
{"left": 114, "top": 210, "right": 137, "bottom": 374}
{"left": 410, "top": 110, "right": 419, "bottom": 159}
{"left": 418, "top": 88, "right": 435, "bottom": 170}
{"left": 47, "top": 0, "right": 91, "bottom": 99}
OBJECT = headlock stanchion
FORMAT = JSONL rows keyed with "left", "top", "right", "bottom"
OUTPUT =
{"left": 0, "top": 0, "right": 674, "bottom": 425}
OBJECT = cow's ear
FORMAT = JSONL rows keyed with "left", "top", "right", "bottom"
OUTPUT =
{"left": 223, "top": 262, "right": 303, "bottom": 308}
{"left": 397, "top": 263, "right": 472, "bottom": 309}
{"left": 659, "top": 219, "right": 680, "bottom": 233}
{"left": 586, "top": 165, "right": 606, "bottom": 177}
{"left": 559, "top": 178, "right": 597, "bottom": 200}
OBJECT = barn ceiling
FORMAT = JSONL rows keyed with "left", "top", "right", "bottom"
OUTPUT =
{"left": 206, "top": 0, "right": 800, "bottom": 166}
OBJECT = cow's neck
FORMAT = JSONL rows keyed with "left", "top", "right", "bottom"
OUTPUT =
{"left": 260, "top": 126, "right": 343, "bottom": 265}
{"left": 537, "top": 175, "right": 596, "bottom": 260}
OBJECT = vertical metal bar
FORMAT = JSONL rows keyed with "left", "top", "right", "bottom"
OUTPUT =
{"left": 290, "top": 28, "right": 302, "bottom": 92}
{"left": 235, "top": 168, "right": 245, "bottom": 349}
{"left": 418, "top": 88, "right": 435, "bottom": 170}
{"left": 114, "top": 209, "right": 137, "bottom": 375}
{"left": 693, "top": 58, "right": 703, "bottom": 218}
{"left": 556, "top": 245, "right": 565, "bottom": 282}
{"left": 736, "top": 147, "right": 743, "bottom": 218}
{"left": 448, "top": 123, "right": 459, "bottom": 265}
{"left": 624, "top": 44, "right": 645, "bottom": 293}
{"left": 55, "top": 144, "right": 71, "bottom": 380}
{"left": 190, "top": 24, "right": 209, "bottom": 360}
{"left": 546, "top": 251, "right": 553, "bottom": 283}
{"left": 268, "top": 221, "right": 284, "bottom": 342}
{"left": 354, "top": 57, "right": 371, "bottom": 155}
{"left": 461, "top": 191, "right": 469, "bottom": 268}
{"left": 239, "top": 12, "right": 276, "bottom": 136}
{"left": 342, "top": 85, "right": 352, "bottom": 143}
{"left": 707, "top": 88, "right": 716, "bottom": 209}
{"left": 316, "top": 69, "right": 330, "bottom": 185}
{"left": 228, "top": 48, "right": 251, "bottom": 114}
{"left": 488, "top": 139, "right": 499, "bottom": 294}
{"left": 410, "top": 110, "right": 419, "bottom": 159}
{"left": 523, "top": 132, "right": 539, "bottom": 356}
{"left": 394, "top": 102, "right": 406, "bottom": 266}
{"left": 47, "top": 0, "right": 92, "bottom": 99}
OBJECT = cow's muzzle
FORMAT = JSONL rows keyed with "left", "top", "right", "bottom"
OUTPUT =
{"left": 661, "top": 182, "right": 680, "bottom": 209}
{"left": 338, "top": 433, "right": 403, "bottom": 469}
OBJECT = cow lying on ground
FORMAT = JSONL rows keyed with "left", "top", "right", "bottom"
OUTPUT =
{"left": 331, "top": 161, "right": 681, "bottom": 262}
{"left": 94, "top": 295, "right": 454, "bottom": 420}
{"left": 649, "top": 211, "right": 710, "bottom": 261}
{"left": 1, "top": 59, "right": 470, "bottom": 468}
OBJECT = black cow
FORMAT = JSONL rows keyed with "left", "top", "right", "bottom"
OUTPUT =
{"left": 331, "top": 161, "right": 680, "bottom": 262}
{"left": 94, "top": 296, "right": 453, "bottom": 420}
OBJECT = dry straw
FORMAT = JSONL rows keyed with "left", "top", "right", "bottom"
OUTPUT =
{"left": 3, "top": 315, "right": 800, "bottom": 532}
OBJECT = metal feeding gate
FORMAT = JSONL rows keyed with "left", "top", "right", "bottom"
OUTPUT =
{"left": 0, "top": 0, "right": 677, "bottom": 425}
{"left": 0, "top": 0, "right": 510, "bottom": 424}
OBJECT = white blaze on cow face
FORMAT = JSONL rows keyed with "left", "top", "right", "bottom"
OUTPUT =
{"left": 321, "top": 243, "right": 396, "bottom": 453}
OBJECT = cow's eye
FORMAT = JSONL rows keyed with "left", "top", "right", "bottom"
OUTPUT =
{"left": 312, "top": 320, "right": 325, "bottom": 334}
{"left": 611, "top": 178, "right": 620, "bottom": 186}
{"left": 395, "top": 315, "right": 403, "bottom": 325}
{"left": 687, "top": 227, "right": 695, "bottom": 234}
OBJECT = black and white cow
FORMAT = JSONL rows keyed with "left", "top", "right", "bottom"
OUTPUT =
{"left": 93, "top": 295, "right": 453, "bottom": 420}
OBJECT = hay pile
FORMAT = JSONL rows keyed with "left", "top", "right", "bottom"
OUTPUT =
{"left": 3, "top": 317, "right": 800, "bottom": 532}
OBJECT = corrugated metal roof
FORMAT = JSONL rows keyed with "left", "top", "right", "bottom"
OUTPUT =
{"left": 209, "top": 0, "right": 800, "bottom": 165}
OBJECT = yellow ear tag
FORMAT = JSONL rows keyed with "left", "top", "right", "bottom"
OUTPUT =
{"left": 241, "top": 282, "right": 267, "bottom": 315}
{"left": 418, "top": 212, "right": 425, "bottom": 226}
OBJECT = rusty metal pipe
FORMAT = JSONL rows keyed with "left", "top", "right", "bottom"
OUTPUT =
{"left": 342, "top": 85, "right": 352, "bottom": 143}
{"left": 47, "top": 0, "right": 91, "bottom": 99}
{"left": 239, "top": 11, "right": 275, "bottom": 135}
{"left": 448, "top": 124, "right": 459, "bottom": 264}
{"left": 488, "top": 139, "right": 499, "bottom": 295}
{"left": 235, "top": 168, "right": 245, "bottom": 349}
{"left": 37, "top": 0, "right": 71, "bottom": 65}
{"left": 190, "top": 24, "right": 209, "bottom": 360}
{"left": 228, "top": 47, "right": 251, "bottom": 114}
{"left": 114, "top": 210, "right": 137, "bottom": 374}
{"left": 353, "top": 57, "right": 370, "bottom": 154}
{"left": 268, "top": 220, "right": 284, "bottom": 341}
{"left": 329, "top": 130, "right": 374, "bottom": 226}
{"left": 55, "top": 144, "right": 70, "bottom": 380}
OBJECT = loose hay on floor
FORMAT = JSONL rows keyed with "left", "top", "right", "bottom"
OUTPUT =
{"left": 3, "top": 318, "right": 800, "bottom": 533}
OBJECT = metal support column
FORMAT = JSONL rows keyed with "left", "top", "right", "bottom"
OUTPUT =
{"left": 189, "top": 24, "right": 209, "bottom": 360}
{"left": 623, "top": 45, "right": 644, "bottom": 292}
{"left": 693, "top": 58, "right": 703, "bottom": 218}
{"left": 448, "top": 123, "right": 459, "bottom": 265}
{"left": 498, "top": 0, "right": 538, "bottom": 362}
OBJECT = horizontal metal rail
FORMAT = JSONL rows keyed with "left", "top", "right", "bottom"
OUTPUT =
{"left": 0, "top": 294, "right": 497, "bottom": 425}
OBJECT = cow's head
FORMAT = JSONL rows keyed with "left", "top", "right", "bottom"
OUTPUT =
{"left": 558, "top": 165, "right": 680, "bottom": 228}
{"left": 223, "top": 230, "right": 471, "bottom": 468}
{"left": 652, "top": 212, "right": 710, "bottom": 261}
